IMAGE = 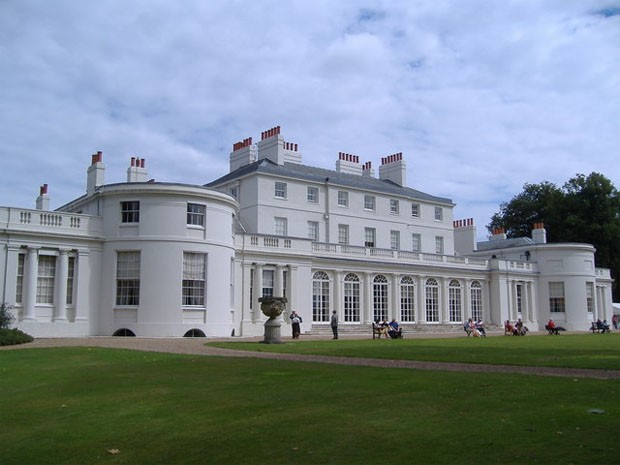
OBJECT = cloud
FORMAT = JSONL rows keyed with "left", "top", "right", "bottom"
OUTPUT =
{"left": 0, "top": 0, "right": 618, "bottom": 239}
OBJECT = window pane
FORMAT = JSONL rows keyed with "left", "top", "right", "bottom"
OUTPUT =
{"left": 187, "top": 203, "right": 206, "bottom": 226}
{"left": 275, "top": 182, "right": 287, "bottom": 198}
{"left": 116, "top": 251, "right": 140, "bottom": 306}
{"left": 411, "top": 203, "right": 420, "bottom": 217}
{"left": 37, "top": 255, "right": 56, "bottom": 304}
{"left": 183, "top": 252, "right": 206, "bottom": 306}
{"left": 307, "top": 187, "right": 318, "bottom": 203}
{"left": 121, "top": 201, "right": 140, "bottom": 223}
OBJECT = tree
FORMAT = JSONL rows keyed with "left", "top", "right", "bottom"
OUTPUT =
{"left": 488, "top": 181, "right": 563, "bottom": 239}
{"left": 488, "top": 173, "right": 620, "bottom": 300}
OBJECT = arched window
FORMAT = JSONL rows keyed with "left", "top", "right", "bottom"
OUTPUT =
{"left": 312, "top": 271, "right": 330, "bottom": 322}
{"left": 470, "top": 281, "right": 483, "bottom": 321}
{"left": 184, "top": 328, "right": 206, "bottom": 337}
{"left": 425, "top": 278, "right": 439, "bottom": 322}
{"left": 373, "top": 275, "right": 388, "bottom": 322}
{"left": 344, "top": 273, "right": 360, "bottom": 323}
{"left": 112, "top": 328, "right": 136, "bottom": 337}
{"left": 448, "top": 279, "right": 462, "bottom": 322}
{"left": 400, "top": 276, "right": 415, "bottom": 322}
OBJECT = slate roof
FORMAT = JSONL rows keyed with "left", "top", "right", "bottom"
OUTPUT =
{"left": 476, "top": 237, "right": 535, "bottom": 252}
{"left": 206, "top": 158, "right": 454, "bottom": 205}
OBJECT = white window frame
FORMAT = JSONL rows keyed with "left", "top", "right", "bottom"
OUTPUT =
{"left": 365, "top": 227, "right": 376, "bottom": 248}
{"left": 187, "top": 203, "right": 206, "bottom": 227}
{"left": 338, "top": 224, "right": 349, "bottom": 245}
{"left": 400, "top": 276, "right": 415, "bottom": 322}
{"left": 411, "top": 203, "right": 420, "bottom": 218}
{"left": 390, "top": 230, "right": 400, "bottom": 250}
{"left": 425, "top": 278, "right": 439, "bottom": 322}
{"left": 448, "top": 279, "right": 462, "bottom": 322}
{"left": 15, "top": 253, "right": 25, "bottom": 304}
{"left": 390, "top": 199, "right": 399, "bottom": 215}
{"left": 307, "top": 186, "right": 319, "bottom": 203}
{"left": 412, "top": 233, "right": 421, "bottom": 252}
{"left": 337, "top": 191, "right": 349, "bottom": 207}
{"left": 308, "top": 221, "right": 319, "bottom": 241}
{"left": 182, "top": 252, "right": 206, "bottom": 307}
{"left": 36, "top": 255, "right": 56, "bottom": 304}
{"left": 274, "top": 182, "right": 287, "bottom": 199}
{"left": 262, "top": 269, "right": 274, "bottom": 298}
{"left": 274, "top": 217, "right": 288, "bottom": 236}
{"left": 121, "top": 201, "right": 140, "bottom": 224}
{"left": 470, "top": 281, "right": 483, "bottom": 321}
{"left": 435, "top": 236, "right": 444, "bottom": 255}
{"left": 116, "top": 251, "right": 140, "bottom": 306}
{"left": 549, "top": 282, "right": 565, "bottom": 312}
{"left": 364, "top": 195, "right": 376, "bottom": 211}
{"left": 586, "top": 282, "right": 594, "bottom": 314}
{"left": 312, "top": 271, "right": 330, "bottom": 323}
{"left": 66, "top": 256, "right": 75, "bottom": 305}
{"left": 434, "top": 206, "right": 443, "bottom": 222}
{"left": 343, "top": 273, "right": 360, "bottom": 322}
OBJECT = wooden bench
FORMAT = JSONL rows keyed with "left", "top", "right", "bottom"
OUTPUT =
{"left": 590, "top": 323, "right": 610, "bottom": 333}
{"left": 372, "top": 322, "right": 388, "bottom": 339}
{"left": 545, "top": 325, "right": 560, "bottom": 335}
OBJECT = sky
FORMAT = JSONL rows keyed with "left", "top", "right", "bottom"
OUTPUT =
{"left": 1, "top": 0, "right": 619, "bottom": 240}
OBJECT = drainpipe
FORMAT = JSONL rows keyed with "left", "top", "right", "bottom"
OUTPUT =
{"left": 324, "top": 177, "right": 330, "bottom": 243}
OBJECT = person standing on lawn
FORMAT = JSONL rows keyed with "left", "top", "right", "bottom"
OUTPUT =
{"left": 330, "top": 310, "right": 338, "bottom": 339}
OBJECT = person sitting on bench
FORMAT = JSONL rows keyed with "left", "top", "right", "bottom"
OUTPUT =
{"left": 596, "top": 319, "right": 610, "bottom": 333}
{"left": 388, "top": 319, "right": 403, "bottom": 339}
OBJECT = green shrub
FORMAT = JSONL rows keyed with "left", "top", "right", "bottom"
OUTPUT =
{"left": 0, "top": 327, "right": 34, "bottom": 346}
{"left": 0, "top": 302, "right": 15, "bottom": 329}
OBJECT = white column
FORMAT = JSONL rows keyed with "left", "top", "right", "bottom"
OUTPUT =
{"left": 363, "top": 272, "right": 372, "bottom": 323}
{"left": 3, "top": 245, "right": 21, "bottom": 307}
{"left": 253, "top": 263, "right": 263, "bottom": 322}
{"left": 54, "top": 249, "right": 69, "bottom": 321}
{"left": 274, "top": 264, "right": 284, "bottom": 297}
{"left": 286, "top": 265, "right": 296, "bottom": 317}
{"left": 23, "top": 246, "right": 39, "bottom": 321}
{"left": 440, "top": 277, "right": 449, "bottom": 324}
{"left": 463, "top": 279, "right": 471, "bottom": 322}
{"left": 391, "top": 273, "right": 400, "bottom": 321}
{"left": 509, "top": 280, "right": 516, "bottom": 322}
{"left": 241, "top": 262, "right": 253, "bottom": 324}
{"left": 417, "top": 276, "right": 426, "bottom": 323}
{"left": 332, "top": 271, "right": 341, "bottom": 321}
{"left": 74, "top": 250, "right": 90, "bottom": 322}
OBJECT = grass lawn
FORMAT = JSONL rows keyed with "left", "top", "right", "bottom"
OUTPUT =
{"left": 209, "top": 333, "right": 620, "bottom": 370}
{"left": 1, "top": 342, "right": 619, "bottom": 465}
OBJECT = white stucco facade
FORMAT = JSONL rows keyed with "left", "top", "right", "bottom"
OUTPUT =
{"left": 0, "top": 127, "right": 614, "bottom": 337}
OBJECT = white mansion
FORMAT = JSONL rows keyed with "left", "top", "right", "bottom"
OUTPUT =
{"left": 0, "top": 126, "right": 614, "bottom": 337}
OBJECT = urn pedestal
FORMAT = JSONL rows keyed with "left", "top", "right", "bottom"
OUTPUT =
{"left": 258, "top": 297, "right": 287, "bottom": 344}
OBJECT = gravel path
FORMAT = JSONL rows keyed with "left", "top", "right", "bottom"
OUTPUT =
{"left": 2, "top": 336, "right": 619, "bottom": 380}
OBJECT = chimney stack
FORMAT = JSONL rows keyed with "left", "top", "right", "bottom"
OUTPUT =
{"left": 532, "top": 222, "right": 547, "bottom": 244}
{"left": 127, "top": 157, "right": 149, "bottom": 182}
{"left": 336, "top": 152, "right": 362, "bottom": 175}
{"left": 230, "top": 137, "right": 257, "bottom": 171}
{"left": 453, "top": 218, "right": 476, "bottom": 254}
{"left": 490, "top": 227, "right": 507, "bottom": 241}
{"left": 378, "top": 152, "right": 406, "bottom": 186}
{"left": 35, "top": 184, "right": 50, "bottom": 211}
{"left": 87, "top": 151, "right": 105, "bottom": 195}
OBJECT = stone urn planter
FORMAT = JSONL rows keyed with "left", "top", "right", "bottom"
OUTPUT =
{"left": 258, "top": 296, "right": 287, "bottom": 344}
